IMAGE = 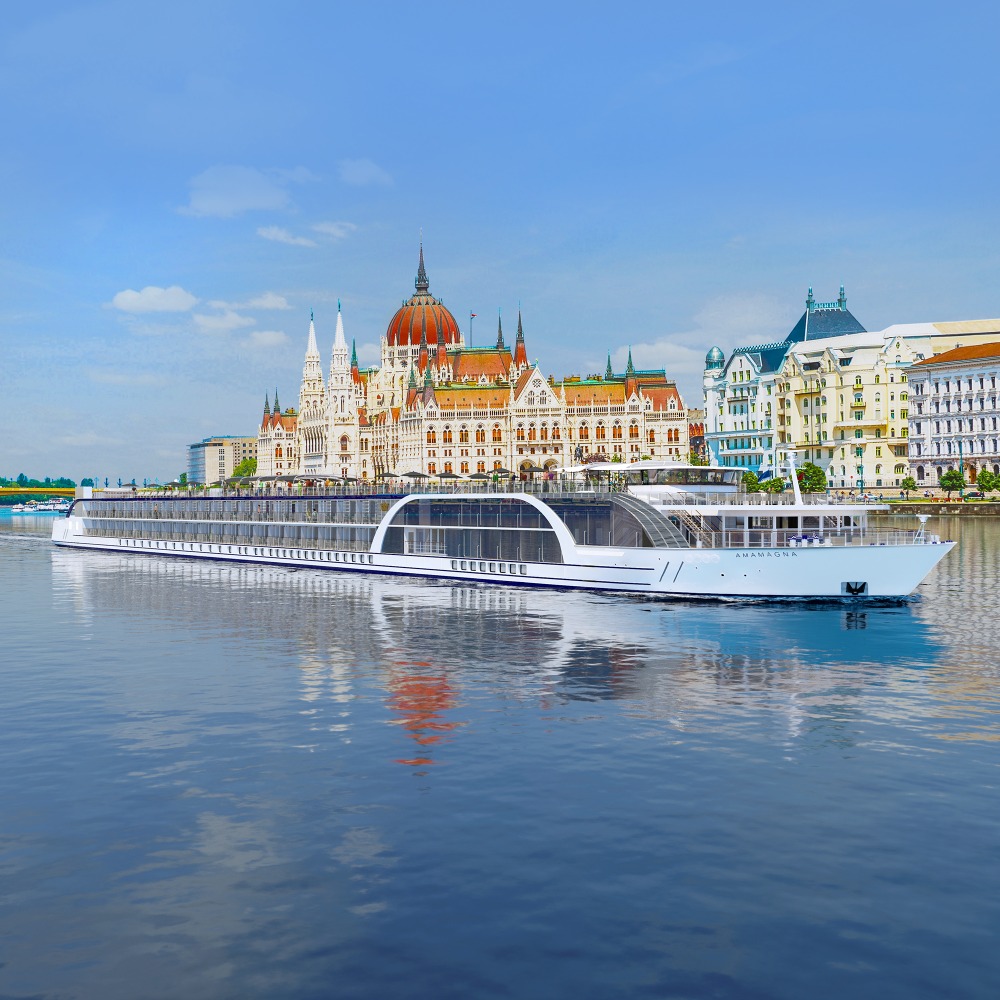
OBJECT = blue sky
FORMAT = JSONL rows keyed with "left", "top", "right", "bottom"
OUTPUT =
{"left": 3, "top": 0, "right": 999, "bottom": 482}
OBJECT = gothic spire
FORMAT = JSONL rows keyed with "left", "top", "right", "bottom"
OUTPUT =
{"left": 513, "top": 309, "right": 528, "bottom": 368}
{"left": 496, "top": 309, "right": 505, "bottom": 349}
{"left": 408, "top": 363, "right": 418, "bottom": 389}
{"left": 263, "top": 392, "right": 270, "bottom": 417}
{"left": 625, "top": 348, "right": 635, "bottom": 378}
{"left": 605, "top": 352, "right": 614, "bottom": 380}
{"left": 273, "top": 388, "right": 280, "bottom": 414}
{"left": 351, "top": 339, "right": 358, "bottom": 369}
{"left": 303, "top": 309, "right": 321, "bottom": 380}
{"left": 415, "top": 242, "right": 429, "bottom": 293}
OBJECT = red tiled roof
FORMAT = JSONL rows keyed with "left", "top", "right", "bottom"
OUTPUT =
{"left": 912, "top": 342, "right": 1000, "bottom": 366}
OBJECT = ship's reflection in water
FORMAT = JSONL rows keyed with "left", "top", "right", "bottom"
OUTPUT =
{"left": 50, "top": 547, "right": 953, "bottom": 764}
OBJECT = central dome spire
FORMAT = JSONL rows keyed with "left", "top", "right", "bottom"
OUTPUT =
{"left": 387, "top": 242, "right": 461, "bottom": 348}
{"left": 415, "top": 242, "right": 429, "bottom": 292}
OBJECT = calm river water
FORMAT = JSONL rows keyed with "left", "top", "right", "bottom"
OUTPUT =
{"left": 1, "top": 512, "right": 998, "bottom": 1000}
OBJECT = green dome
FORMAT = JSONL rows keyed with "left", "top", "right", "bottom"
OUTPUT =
{"left": 706, "top": 346, "right": 725, "bottom": 370}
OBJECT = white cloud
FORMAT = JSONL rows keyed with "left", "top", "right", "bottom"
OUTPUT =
{"left": 111, "top": 285, "right": 198, "bottom": 313}
{"left": 612, "top": 341, "right": 708, "bottom": 381}
{"left": 181, "top": 165, "right": 312, "bottom": 218}
{"left": 312, "top": 220, "right": 358, "bottom": 240}
{"left": 241, "top": 330, "right": 288, "bottom": 349}
{"left": 193, "top": 310, "right": 255, "bottom": 333}
{"left": 207, "top": 291, "right": 292, "bottom": 311}
{"left": 338, "top": 158, "right": 392, "bottom": 186}
{"left": 356, "top": 341, "right": 380, "bottom": 367}
{"left": 609, "top": 292, "right": 796, "bottom": 406}
{"left": 257, "top": 226, "right": 317, "bottom": 248}
{"left": 246, "top": 291, "right": 292, "bottom": 310}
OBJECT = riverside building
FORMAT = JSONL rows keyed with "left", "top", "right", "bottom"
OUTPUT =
{"left": 704, "top": 289, "right": 1000, "bottom": 492}
{"left": 258, "top": 247, "right": 688, "bottom": 480}
{"left": 188, "top": 436, "right": 258, "bottom": 485}
{"left": 907, "top": 342, "right": 1000, "bottom": 486}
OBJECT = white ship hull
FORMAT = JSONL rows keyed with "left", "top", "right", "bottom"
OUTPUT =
{"left": 52, "top": 504, "right": 953, "bottom": 600}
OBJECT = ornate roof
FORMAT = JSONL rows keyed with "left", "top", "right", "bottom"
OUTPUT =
{"left": 386, "top": 245, "right": 461, "bottom": 348}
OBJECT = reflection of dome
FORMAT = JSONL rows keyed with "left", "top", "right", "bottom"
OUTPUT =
{"left": 386, "top": 245, "right": 461, "bottom": 348}
{"left": 706, "top": 345, "right": 725, "bottom": 369}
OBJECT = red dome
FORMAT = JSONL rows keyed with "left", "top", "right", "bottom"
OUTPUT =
{"left": 386, "top": 246, "right": 461, "bottom": 348}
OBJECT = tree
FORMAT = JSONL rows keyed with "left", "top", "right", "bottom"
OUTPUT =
{"left": 178, "top": 472, "right": 188, "bottom": 485}
{"left": 797, "top": 461, "right": 827, "bottom": 493}
{"left": 901, "top": 476, "right": 917, "bottom": 498}
{"left": 765, "top": 476, "right": 787, "bottom": 494}
{"left": 81, "top": 478, "right": 94, "bottom": 487}
{"left": 742, "top": 471, "right": 762, "bottom": 493}
{"left": 939, "top": 469, "right": 965, "bottom": 498}
{"left": 233, "top": 457, "right": 257, "bottom": 477}
{"left": 975, "top": 469, "right": 997, "bottom": 494}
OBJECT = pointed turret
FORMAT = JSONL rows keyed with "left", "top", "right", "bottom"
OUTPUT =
{"left": 263, "top": 392, "right": 271, "bottom": 419}
{"left": 605, "top": 352, "right": 614, "bottom": 380}
{"left": 273, "top": 388, "right": 280, "bottom": 415}
{"left": 350, "top": 339, "right": 360, "bottom": 382}
{"left": 513, "top": 309, "right": 528, "bottom": 369}
{"left": 626, "top": 348, "right": 635, "bottom": 378}
{"left": 422, "top": 361, "right": 436, "bottom": 405}
{"left": 418, "top": 312, "right": 429, "bottom": 372}
{"left": 406, "top": 364, "right": 419, "bottom": 408}
{"left": 301, "top": 309, "right": 323, "bottom": 384}
{"left": 496, "top": 309, "right": 505, "bottom": 349}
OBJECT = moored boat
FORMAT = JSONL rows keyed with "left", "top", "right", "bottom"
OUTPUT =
{"left": 51, "top": 462, "right": 954, "bottom": 599}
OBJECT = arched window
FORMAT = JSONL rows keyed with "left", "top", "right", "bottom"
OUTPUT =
{"left": 516, "top": 426, "right": 526, "bottom": 441}
{"left": 492, "top": 425, "right": 502, "bottom": 443}
{"left": 459, "top": 426, "right": 469, "bottom": 443}
{"left": 528, "top": 424, "right": 537, "bottom": 441}
{"left": 595, "top": 423, "right": 606, "bottom": 440}
{"left": 612, "top": 423, "right": 622, "bottom": 439}
{"left": 426, "top": 429, "right": 436, "bottom": 444}
{"left": 579, "top": 424, "right": 590, "bottom": 440}
{"left": 476, "top": 425, "right": 486, "bottom": 443}
{"left": 442, "top": 426, "right": 453, "bottom": 444}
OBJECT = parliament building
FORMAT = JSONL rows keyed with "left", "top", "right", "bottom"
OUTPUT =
{"left": 258, "top": 247, "right": 688, "bottom": 481}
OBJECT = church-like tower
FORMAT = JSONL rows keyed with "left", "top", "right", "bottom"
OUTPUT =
{"left": 326, "top": 301, "right": 361, "bottom": 477}
{"left": 297, "top": 310, "right": 328, "bottom": 474}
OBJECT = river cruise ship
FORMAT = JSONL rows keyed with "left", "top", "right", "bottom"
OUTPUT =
{"left": 52, "top": 463, "right": 953, "bottom": 599}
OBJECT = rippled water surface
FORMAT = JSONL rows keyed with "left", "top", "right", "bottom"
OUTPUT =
{"left": 1, "top": 512, "right": 999, "bottom": 999}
